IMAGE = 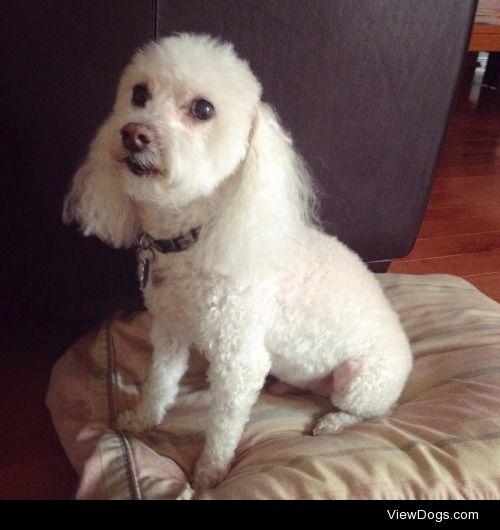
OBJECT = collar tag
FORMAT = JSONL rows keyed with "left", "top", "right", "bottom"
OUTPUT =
{"left": 136, "top": 244, "right": 155, "bottom": 290}
{"left": 134, "top": 226, "right": 202, "bottom": 289}
{"left": 138, "top": 255, "right": 151, "bottom": 290}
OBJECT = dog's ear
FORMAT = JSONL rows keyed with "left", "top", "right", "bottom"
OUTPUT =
{"left": 63, "top": 126, "right": 140, "bottom": 248}
{"left": 203, "top": 102, "right": 318, "bottom": 274}
{"left": 243, "top": 102, "right": 318, "bottom": 229}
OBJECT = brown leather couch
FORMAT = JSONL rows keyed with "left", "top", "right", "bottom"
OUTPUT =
{"left": 1, "top": 0, "right": 476, "bottom": 330}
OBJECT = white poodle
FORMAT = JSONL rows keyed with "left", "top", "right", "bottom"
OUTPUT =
{"left": 63, "top": 33, "right": 412, "bottom": 490}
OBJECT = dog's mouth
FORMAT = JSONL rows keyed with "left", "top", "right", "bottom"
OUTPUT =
{"left": 124, "top": 156, "right": 158, "bottom": 177}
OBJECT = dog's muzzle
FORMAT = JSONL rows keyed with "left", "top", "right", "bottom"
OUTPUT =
{"left": 120, "top": 122, "right": 159, "bottom": 177}
{"left": 125, "top": 156, "right": 157, "bottom": 177}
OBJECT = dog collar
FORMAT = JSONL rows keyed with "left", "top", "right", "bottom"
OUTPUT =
{"left": 135, "top": 226, "right": 202, "bottom": 288}
{"left": 137, "top": 227, "right": 202, "bottom": 254}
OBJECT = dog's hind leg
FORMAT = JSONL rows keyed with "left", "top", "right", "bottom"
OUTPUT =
{"left": 312, "top": 359, "right": 363, "bottom": 435}
{"left": 313, "top": 354, "right": 408, "bottom": 436}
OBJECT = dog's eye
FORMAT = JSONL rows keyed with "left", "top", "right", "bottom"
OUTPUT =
{"left": 191, "top": 99, "right": 215, "bottom": 121}
{"left": 132, "top": 84, "right": 150, "bottom": 108}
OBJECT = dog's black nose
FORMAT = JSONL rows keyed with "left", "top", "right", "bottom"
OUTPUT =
{"left": 120, "top": 123, "right": 153, "bottom": 152}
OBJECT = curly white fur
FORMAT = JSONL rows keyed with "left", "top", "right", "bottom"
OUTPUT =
{"left": 64, "top": 33, "right": 412, "bottom": 490}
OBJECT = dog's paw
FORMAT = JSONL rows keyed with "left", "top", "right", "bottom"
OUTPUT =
{"left": 115, "top": 406, "right": 162, "bottom": 433}
{"left": 193, "top": 456, "right": 229, "bottom": 490}
{"left": 175, "top": 483, "right": 195, "bottom": 500}
{"left": 313, "top": 411, "right": 360, "bottom": 436}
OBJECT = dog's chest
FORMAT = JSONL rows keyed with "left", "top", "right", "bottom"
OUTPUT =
{"left": 142, "top": 257, "right": 225, "bottom": 337}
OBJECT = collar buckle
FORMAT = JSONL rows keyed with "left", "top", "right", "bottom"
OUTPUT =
{"left": 136, "top": 232, "right": 155, "bottom": 252}
{"left": 173, "top": 231, "right": 195, "bottom": 251}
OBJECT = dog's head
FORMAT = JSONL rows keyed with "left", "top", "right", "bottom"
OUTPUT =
{"left": 63, "top": 33, "right": 262, "bottom": 247}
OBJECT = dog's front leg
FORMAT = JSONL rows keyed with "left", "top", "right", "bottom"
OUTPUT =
{"left": 193, "top": 349, "right": 270, "bottom": 490}
{"left": 116, "top": 323, "right": 189, "bottom": 433}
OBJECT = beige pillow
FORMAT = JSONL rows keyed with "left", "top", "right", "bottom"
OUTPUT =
{"left": 47, "top": 273, "right": 500, "bottom": 499}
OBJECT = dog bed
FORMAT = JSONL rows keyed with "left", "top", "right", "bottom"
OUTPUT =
{"left": 47, "top": 273, "right": 500, "bottom": 499}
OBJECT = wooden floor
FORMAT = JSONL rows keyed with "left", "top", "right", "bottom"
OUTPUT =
{"left": 0, "top": 328, "right": 79, "bottom": 499}
{"left": 390, "top": 63, "right": 500, "bottom": 303}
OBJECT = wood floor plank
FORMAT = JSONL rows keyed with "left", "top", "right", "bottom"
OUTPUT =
{"left": 429, "top": 190, "right": 500, "bottom": 208}
{"left": 424, "top": 200, "right": 500, "bottom": 221}
{"left": 437, "top": 153, "right": 500, "bottom": 168}
{"left": 430, "top": 175, "right": 500, "bottom": 194}
{"left": 439, "top": 146, "right": 500, "bottom": 167}
{"left": 398, "top": 232, "right": 500, "bottom": 261}
{"left": 466, "top": 273, "right": 500, "bottom": 302}
{"left": 418, "top": 214, "right": 500, "bottom": 239}
{"left": 390, "top": 249, "right": 500, "bottom": 276}
{"left": 436, "top": 165, "right": 500, "bottom": 179}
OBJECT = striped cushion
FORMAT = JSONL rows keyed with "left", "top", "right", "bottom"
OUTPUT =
{"left": 46, "top": 273, "right": 500, "bottom": 499}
